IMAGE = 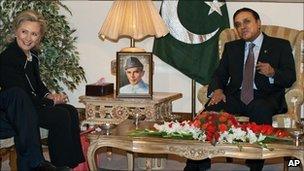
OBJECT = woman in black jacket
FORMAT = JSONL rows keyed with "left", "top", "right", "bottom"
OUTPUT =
{"left": 0, "top": 10, "right": 84, "bottom": 168}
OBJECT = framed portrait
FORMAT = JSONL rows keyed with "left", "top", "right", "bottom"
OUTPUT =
{"left": 116, "top": 52, "right": 153, "bottom": 98}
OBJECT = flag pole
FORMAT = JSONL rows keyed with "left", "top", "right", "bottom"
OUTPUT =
{"left": 191, "top": 79, "right": 196, "bottom": 119}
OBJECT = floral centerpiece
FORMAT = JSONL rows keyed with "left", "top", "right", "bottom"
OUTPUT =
{"left": 192, "top": 111, "right": 239, "bottom": 142}
{"left": 130, "top": 120, "right": 205, "bottom": 141}
{"left": 192, "top": 111, "right": 289, "bottom": 147}
{"left": 130, "top": 111, "right": 290, "bottom": 149}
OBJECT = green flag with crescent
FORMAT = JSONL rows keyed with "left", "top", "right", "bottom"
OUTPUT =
{"left": 153, "top": 0, "right": 229, "bottom": 85}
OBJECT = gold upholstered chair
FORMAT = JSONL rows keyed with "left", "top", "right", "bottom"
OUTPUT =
{"left": 197, "top": 25, "right": 304, "bottom": 122}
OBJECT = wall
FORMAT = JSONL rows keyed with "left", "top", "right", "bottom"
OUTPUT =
{"left": 60, "top": 1, "right": 304, "bottom": 116}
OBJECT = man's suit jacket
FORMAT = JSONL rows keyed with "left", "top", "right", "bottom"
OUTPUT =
{"left": 208, "top": 33, "right": 296, "bottom": 113}
{"left": 0, "top": 41, "right": 53, "bottom": 107}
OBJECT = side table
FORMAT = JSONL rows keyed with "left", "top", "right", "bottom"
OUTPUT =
{"left": 79, "top": 92, "right": 182, "bottom": 125}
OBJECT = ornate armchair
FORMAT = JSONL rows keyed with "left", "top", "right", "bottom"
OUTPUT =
{"left": 197, "top": 25, "right": 304, "bottom": 121}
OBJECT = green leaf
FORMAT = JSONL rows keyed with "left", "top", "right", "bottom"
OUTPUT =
{"left": 129, "top": 129, "right": 195, "bottom": 140}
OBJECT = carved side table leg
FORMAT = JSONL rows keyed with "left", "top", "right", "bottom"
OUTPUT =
{"left": 9, "top": 147, "right": 17, "bottom": 171}
{"left": 283, "top": 157, "right": 290, "bottom": 171}
{"left": 300, "top": 157, "right": 304, "bottom": 171}
{"left": 0, "top": 148, "right": 8, "bottom": 170}
{"left": 145, "top": 158, "right": 152, "bottom": 171}
{"left": 0, "top": 155, "right": 2, "bottom": 170}
{"left": 87, "top": 144, "right": 99, "bottom": 171}
{"left": 127, "top": 152, "right": 134, "bottom": 171}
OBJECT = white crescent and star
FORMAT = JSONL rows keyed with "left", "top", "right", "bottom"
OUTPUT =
{"left": 161, "top": 0, "right": 225, "bottom": 44}
{"left": 205, "top": 0, "right": 225, "bottom": 16}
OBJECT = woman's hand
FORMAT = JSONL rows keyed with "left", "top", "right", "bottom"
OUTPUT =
{"left": 208, "top": 89, "right": 226, "bottom": 106}
{"left": 46, "top": 92, "right": 68, "bottom": 105}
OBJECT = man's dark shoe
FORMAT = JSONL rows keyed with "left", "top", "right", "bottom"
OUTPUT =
{"left": 184, "top": 159, "right": 211, "bottom": 171}
{"left": 245, "top": 159, "right": 264, "bottom": 171}
{"left": 32, "top": 161, "right": 56, "bottom": 171}
{"left": 56, "top": 166, "right": 72, "bottom": 171}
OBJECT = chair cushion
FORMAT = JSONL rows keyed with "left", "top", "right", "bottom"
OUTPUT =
{"left": 0, "top": 128, "right": 49, "bottom": 149}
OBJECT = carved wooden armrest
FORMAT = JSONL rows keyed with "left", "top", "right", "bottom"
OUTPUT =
{"left": 197, "top": 85, "right": 209, "bottom": 107}
{"left": 0, "top": 138, "right": 14, "bottom": 149}
{"left": 285, "top": 87, "right": 304, "bottom": 106}
{"left": 285, "top": 87, "right": 304, "bottom": 120}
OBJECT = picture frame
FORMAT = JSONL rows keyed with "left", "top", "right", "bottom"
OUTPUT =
{"left": 116, "top": 52, "right": 153, "bottom": 98}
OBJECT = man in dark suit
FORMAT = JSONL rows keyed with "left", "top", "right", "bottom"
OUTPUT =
{"left": 185, "top": 8, "right": 296, "bottom": 171}
{"left": 206, "top": 8, "right": 295, "bottom": 124}
{"left": 0, "top": 87, "right": 56, "bottom": 171}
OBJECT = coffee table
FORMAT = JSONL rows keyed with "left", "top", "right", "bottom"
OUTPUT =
{"left": 86, "top": 120, "right": 304, "bottom": 171}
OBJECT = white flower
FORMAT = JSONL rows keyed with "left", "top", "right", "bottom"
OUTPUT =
{"left": 226, "top": 133, "right": 236, "bottom": 143}
{"left": 219, "top": 127, "right": 247, "bottom": 143}
{"left": 219, "top": 127, "right": 267, "bottom": 145}
{"left": 233, "top": 127, "right": 247, "bottom": 142}
{"left": 153, "top": 121, "right": 205, "bottom": 141}
{"left": 153, "top": 123, "right": 164, "bottom": 132}
{"left": 246, "top": 129, "right": 258, "bottom": 144}
{"left": 219, "top": 131, "right": 229, "bottom": 142}
{"left": 257, "top": 133, "right": 266, "bottom": 142}
{"left": 153, "top": 120, "right": 271, "bottom": 148}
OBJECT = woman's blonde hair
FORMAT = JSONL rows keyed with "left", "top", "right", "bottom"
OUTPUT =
{"left": 8, "top": 9, "right": 47, "bottom": 43}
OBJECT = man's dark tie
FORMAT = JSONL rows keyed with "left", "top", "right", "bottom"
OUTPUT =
{"left": 241, "top": 43, "right": 255, "bottom": 105}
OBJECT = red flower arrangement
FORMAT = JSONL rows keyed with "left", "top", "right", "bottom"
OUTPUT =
{"left": 193, "top": 111, "right": 239, "bottom": 141}
{"left": 130, "top": 111, "right": 290, "bottom": 149}
{"left": 240, "top": 122, "right": 289, "bottom": 138}
{"left": 193, "top": 111, "right": 289, "bottom": 142}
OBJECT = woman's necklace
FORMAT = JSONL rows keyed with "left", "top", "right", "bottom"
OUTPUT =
{"left": 25, "top": 52, "right": 32, "bottom": 61}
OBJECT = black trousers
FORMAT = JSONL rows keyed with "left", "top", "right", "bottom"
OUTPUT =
{"left": 184, "top": 90, "right": 279, "bottom": 171}
{"left": 205, "top": 90, "right": 279, "bottom": 124}
{"left": 36, "top": 103, "right": 85, "bottom": 168}
{"left": 184, "top": 159, "right": 264, "bottom": 171}
{"left": 0, "top": 87, "right": 44, "bottom": 171}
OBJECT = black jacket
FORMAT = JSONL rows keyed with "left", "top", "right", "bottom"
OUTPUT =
{"left": 0, "top": 40, "right": 53, "bottom": 106}
{"left": 208, "top": 33, "right": 296, "bottom": 113}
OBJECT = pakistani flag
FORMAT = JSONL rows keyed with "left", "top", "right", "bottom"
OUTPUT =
{"left": 153, "top": 0, "right": 229, "bottom": 85}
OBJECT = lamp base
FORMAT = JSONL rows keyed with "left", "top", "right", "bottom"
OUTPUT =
{"left": 120, "top": 47, "right": 145, "bottom": 52}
